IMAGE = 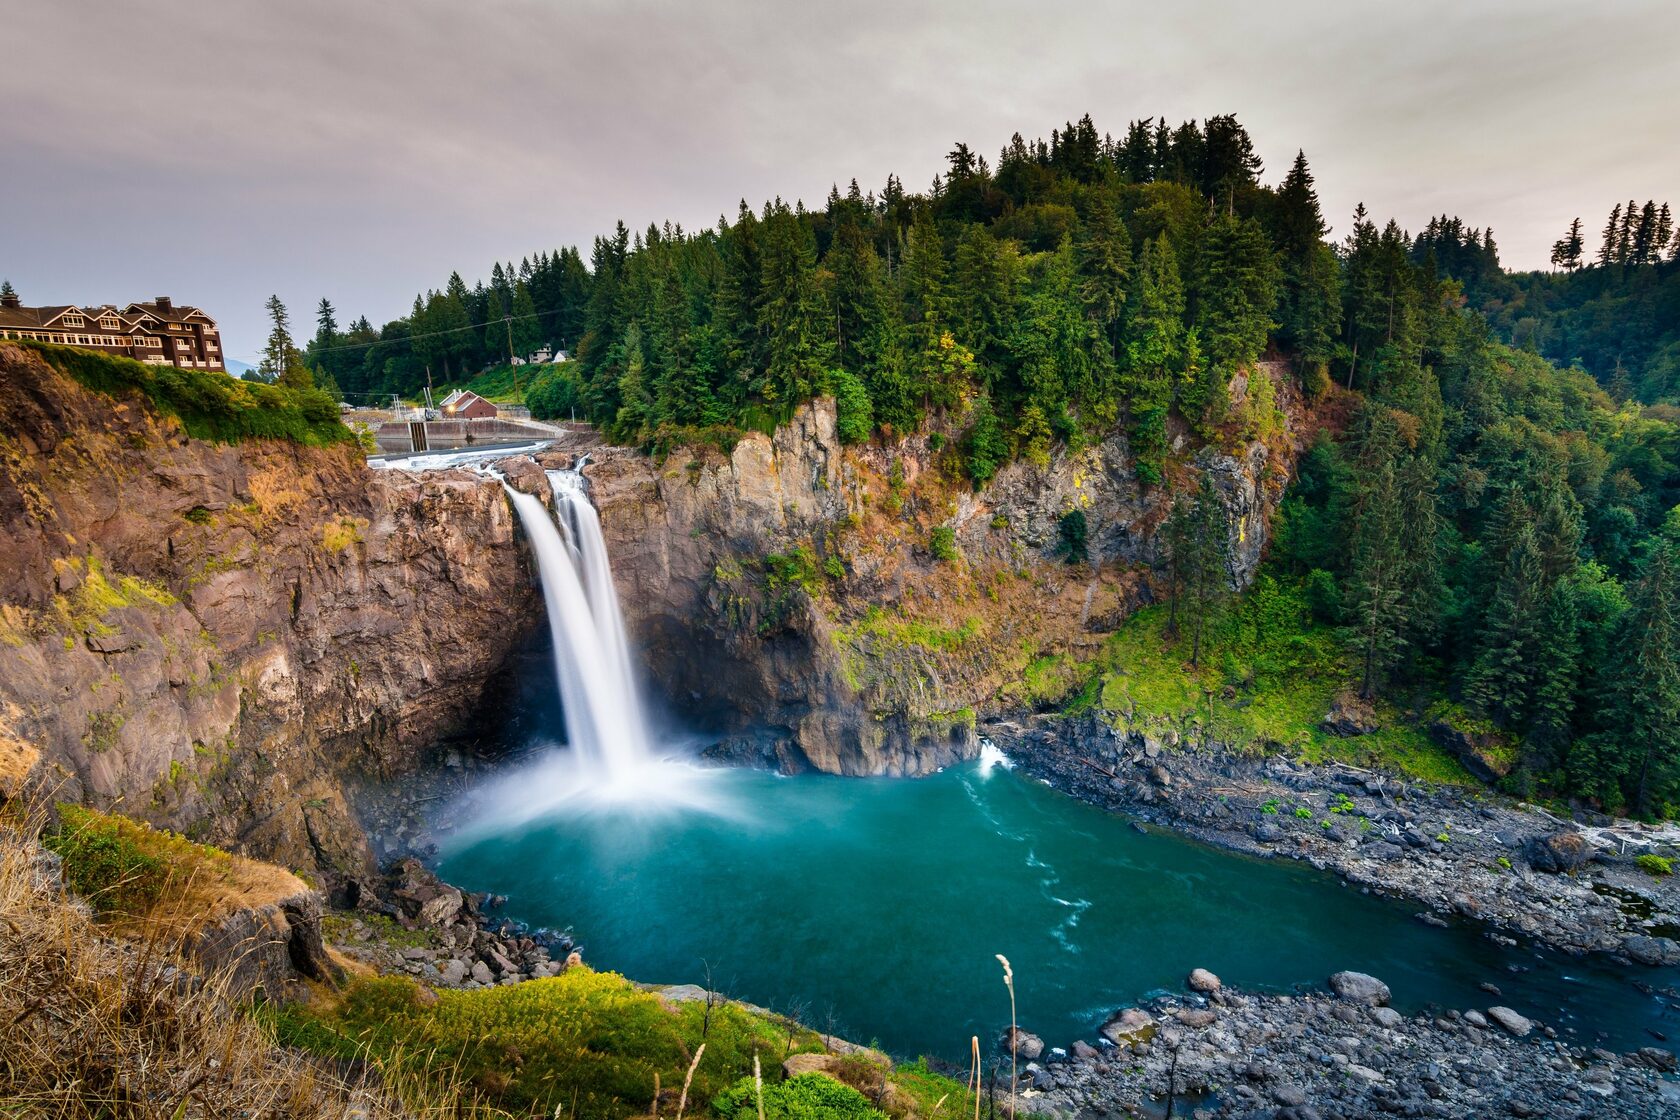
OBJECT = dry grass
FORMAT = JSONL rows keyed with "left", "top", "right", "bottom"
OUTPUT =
{"left": 0, "top": 812, "right": 527, "bottom": 1119}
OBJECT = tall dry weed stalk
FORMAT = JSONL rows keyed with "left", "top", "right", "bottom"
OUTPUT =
{"left": 996, "top": 953, "right": 1017, "bottom": 1119}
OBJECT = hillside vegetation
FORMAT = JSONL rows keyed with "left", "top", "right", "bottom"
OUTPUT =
{"left": 14, "top": 340, "right": 350, "bottom": 446}
{"left": 306, "top": 113, "right": 1677, "bottom": 814}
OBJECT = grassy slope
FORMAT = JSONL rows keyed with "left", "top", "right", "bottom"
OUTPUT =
{"left": 16, "top": 340, "right": 351, "bottom": 446}
{"left": 264, "top": 970, "right": 977, "bottom": 1120}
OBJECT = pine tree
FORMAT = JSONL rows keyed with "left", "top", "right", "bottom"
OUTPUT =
{"left": 1525, "top": 583, "right": 1580, "bottom": 773}
{"left": 1550, "top": 218, "right": 1584, "bottom": 271}
{"left": 1467, "top": 524, "right": 1546, "bottom": 725}
{"left": 511, "top": 281, "right": 542, "bottom": 362}
{"left": 259, "top": 295, "right": 310, "bottom": 387}
{"left": 962, "top": 391, "right": 1008, "bottom": 485}
{"left": 1597, "top": 203, "right": 1623, "bottom": 267}
{"left": 1272, "top": 152, "right": 1341, "bottom": 380}
{"left": 0, "top": 280, "right": 14, "bottom": 300}
{"left": 1167, "top": 475, "right": 1231, "bottom": 666}
{"left": 1123, "top": 235, "right": 1185, "bottom": 483}
{"left": 1620, "top": 545, "right": 1680, "bottom": 815}
{"left": 1076, "top": 199, "right": 1132, "bottom": 345}
{"left": 758, "top": 204, "right": 832, "bottom": 404}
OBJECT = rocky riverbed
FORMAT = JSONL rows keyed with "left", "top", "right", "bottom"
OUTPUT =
{"left": 994, "top": 715, "right": 1680, "bottom": 966}
{"left": 1010, "top": 968, "right": 1680, "bottom": 1119}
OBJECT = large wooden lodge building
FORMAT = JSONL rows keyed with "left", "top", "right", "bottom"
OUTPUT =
{"left": 0, "top": 289, "right": 225, "bottom": 372}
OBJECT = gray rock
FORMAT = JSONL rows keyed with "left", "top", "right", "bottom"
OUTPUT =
{"left": 1464, "top": 1010, "right": 1489, "bottom": 1028}
{"left": 1100, "top": 1007, "right": 1156, "bottom": 1044}
{"left": 469, "top": 960, "right": 493, "bottom": 985}
{"left": 1273, "top": 1083, "right": 1308, "bottom": 1106}
{"left": 1635, "top": 1047, "right": 1678, "bottom": 1073}
{"left": 1523, "top": 831, "right": 1593, "bottom": 873}
{"left": 1369, "top": 1006, "right": 1402, "bottom": 1029}
{"left": 1621, "top": 934, "right": 1680, "bottom": 966}
{"left": 1328, "top": 970, "right": 1391, "bottom": 1006}
{"left": 1254, "top": 821, "right": 1284, "bottom": 843}
{"left": 1187, "top": 967, "right": 1222, "bottom": 993}
{"left": 1486, "top": 1006, "right": 1533, "bottom": 1037}
{"left": 1002, "top": 1026, "right": 1045, "bottom": 1061}
{"left": 437, "top": 958, "right": 468, "bottom": 985}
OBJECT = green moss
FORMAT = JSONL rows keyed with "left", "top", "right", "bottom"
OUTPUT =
{"left": 22, "top": 341, "right": 350, "bottom": 446}
{"left": 43, "top": 805, "right": 169, "bottom": 917}
{"left": 928, "top": 526, "right": 957, "bottom": 563}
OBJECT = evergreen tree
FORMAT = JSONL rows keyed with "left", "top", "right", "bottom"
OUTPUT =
{"left": 1550, "top": 218, "right": 1584, "bottom": 272}
{"left": 0, "top": 280, "right": 14, "bottom": 300}
{"left": 1166, "top": 475, "right": 1231, "bottom": 666}
{"left": 1525, "top": 583, "right": 1580, "bottom": 773}
{"left": 962, "top": 391, "right": 1008, "bottom": 485}
{"left": 1466, "top": 524, "right": 1546, "bottom": 725}
{"left": 1188, "top": 213, "right": 1278, "bottom": 433}
{"left": 1123, "top": 235, "right": 1185, "bottom": 482}
{"left": 1272, "top": 152, "right": 1341, "bottom": 380}
{"left": 1620, "top": 544, "right": 1680, "bottom": 815}
{"left": 758, "top": 204, "right": 832, "bottom": 403}
{"left": 1597, "top": 203, "right": 1623, "bottom": 266}
{"left": 259, "top": 295, "right": 310, "bottom": 387}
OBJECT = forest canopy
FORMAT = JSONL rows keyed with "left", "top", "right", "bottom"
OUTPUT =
{"left": 305, "top": 112, "right": 1680, "bottom": 816}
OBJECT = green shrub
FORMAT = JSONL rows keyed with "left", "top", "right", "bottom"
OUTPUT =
{"left": 24, "top": 341, "right": 350, "bottom": 446}
{"left": 713, "top": 1073, "right": 887, "bottom": 1120}
{"left": 1260, "top": 799, "right": 1280, "bottom": 814}
{"left": 833, "top": 368, "right": 874, "bottom": 445}
{"left": 1056, "top": 509, "right": 1088, "bottom": 564}
{"left": 1294, "top": 807, "right": 1313, "bottom": 820}
{"left": 1635, "top": 854, "right": 1673, "bottom": 877}
{"left": 929, "top": 526, "right": 958, "bottom": 563}
{"left": 44, "top": 804, "right": 169, "bottom": 918}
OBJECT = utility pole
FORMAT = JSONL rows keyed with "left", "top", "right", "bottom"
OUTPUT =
{"left": 504, "top": 314, "right": 522, "bottom": 401}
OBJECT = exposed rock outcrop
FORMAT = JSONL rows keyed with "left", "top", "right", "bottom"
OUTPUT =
{"left": 0, "top": 344, "right": 538, "bottom": 878}
{"left": 580, "top": 362, "right": 1308, "bottom": 776}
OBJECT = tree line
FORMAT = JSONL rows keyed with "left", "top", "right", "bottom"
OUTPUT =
{"left": 296, "top": 112, "right": 1679, "bottom": 816}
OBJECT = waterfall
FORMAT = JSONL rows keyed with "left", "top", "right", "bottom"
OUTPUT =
{"left": 547, "top": 469, "right": 651, "bottom": 755}
{"left": 501, "top": 471, "right": 653, "bottom": 779}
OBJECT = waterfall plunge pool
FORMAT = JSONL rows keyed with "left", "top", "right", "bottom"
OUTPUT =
{"left": 435, "top": 750, "right": 1680, "bottom": 1062}
{"left": 456, "top": 457, "right": 1679, "bottom": 1064}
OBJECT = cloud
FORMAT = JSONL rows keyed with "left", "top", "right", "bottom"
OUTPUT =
{"left": 2, "top": 0, "right": 1675, "bottom": 358}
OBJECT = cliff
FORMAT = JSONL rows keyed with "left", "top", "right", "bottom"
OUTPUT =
{"left": 578, "top": 361, "right": 1310, "bottom": 775}
{"left": 0, "top": 344, "right": 537, "bottom": 878}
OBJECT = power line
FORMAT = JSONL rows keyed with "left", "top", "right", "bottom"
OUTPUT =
{"left": 296, "top": 306, "right": 568, "bottom": 357}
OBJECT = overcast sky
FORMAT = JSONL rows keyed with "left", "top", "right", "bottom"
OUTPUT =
{"left": 3, "top": 0, "right": 1676, "bottom": 363}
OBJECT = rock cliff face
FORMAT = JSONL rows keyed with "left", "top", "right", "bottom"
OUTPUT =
{"left": 0, "top": 344, "right": 537, "bottom": 877}
{"left": 578, "top": 361, "right": 1307, "bottom": 776}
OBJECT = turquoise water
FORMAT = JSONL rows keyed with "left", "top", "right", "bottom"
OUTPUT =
{"left": 437, "top": 756, "right": 1678, "bottom": 1060}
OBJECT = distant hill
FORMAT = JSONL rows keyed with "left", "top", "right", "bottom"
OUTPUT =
{"left": 225, "top": 358, "right": 257, "bottom": 378}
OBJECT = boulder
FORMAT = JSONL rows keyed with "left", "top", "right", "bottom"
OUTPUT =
{"left": 469, "top": 960, "right": 493, "bottom": 985}
{"left": 1100, "top": 1007, "right": 1157, "bottom": 1045}
{"left": 437, "top": 958, "right": 467, "bottom": 985}
{"left": 1428, "top": 718, "right": 1516, "bottom": 782}
{"left": 1523, "top": 831, "right": 1593, "bottom": 873}
{"left": 1328, "top": 971, "right": 1391, "bottom": 1006}
{"left": 1176, "top": 1009, "right": 1217, "bottom": 1028}
{"left": 1635, "top": 1047, "right": 1679, "bottom": 1073}
{"left": 1187, "top": 967, "right": 1222, "bottom": 993}
{"left": 1369, "top": 1006, "right": 1402, "bottom": 1029}
{"left": 1622, "top": 934, "right": 1680, "bottom": 966}
{"left": 1321, "top": 692, "right": 1379, "bottom": 737}
{"left": 1001, "top": 1026, "right": 1045, "bottom": 1061}
{"left": 1485, "top": 1006, "right": 1533, "bottom": 1037}
{"left": 1070, "top": 1040, "right": 1100, "bottom": 1061}
{"left": 1254, "top": 821, "right": 1284, "bottom": 844}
